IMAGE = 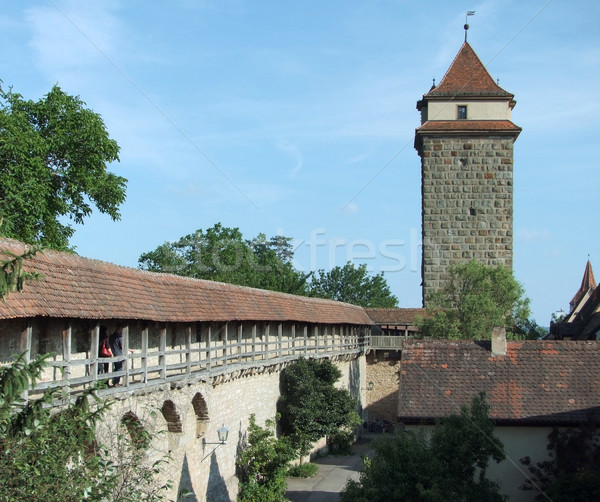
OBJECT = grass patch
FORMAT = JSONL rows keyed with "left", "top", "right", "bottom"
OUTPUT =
{"left": 288, "top": 463, "right": 319, "bottom": 478}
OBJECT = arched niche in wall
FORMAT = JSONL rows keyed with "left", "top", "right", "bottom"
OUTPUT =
{"left": 161, "top": 400, "right": 183, "bottom": 452}
{"left": 121, "top": 411, "right": 150, "bottom": 449}
{"left": 192, "top": 392, "right": 209, "bottom": 438}
{"left": 161, "top": 400, "right": 183, "bottom": 433}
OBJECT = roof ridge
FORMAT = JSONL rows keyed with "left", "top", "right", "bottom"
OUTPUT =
{"left": 425, "top": 42, "right": 513, "bottom": 98}
{"left": 570, "top": 260, "right": 597, "bottom": 310}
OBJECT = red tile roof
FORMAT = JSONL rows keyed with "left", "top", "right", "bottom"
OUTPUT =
{"left": 398, "top": 339, "right": 600, "bottom": 426}
{"left": 0, "top": 238, "right": 372, "bottom": 325}
{"left": 425, "top": 43, "right": 513, "bottom": 98}
{"left": 570, "top": 260, "right": 596, "bottom": 311}
{"left": 416, "top": 120, "right": 521, "bottom": 134}
{"left": 365, "top": 308, "right": 427, "bottom": 325}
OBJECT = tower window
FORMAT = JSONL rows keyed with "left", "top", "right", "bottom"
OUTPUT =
{"left": 457, "top": 105, "right": 467, "bottom": 120}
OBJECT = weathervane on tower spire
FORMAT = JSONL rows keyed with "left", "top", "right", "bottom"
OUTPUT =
{"left": 464, "top": 10, "right": 475, "bottom": 42}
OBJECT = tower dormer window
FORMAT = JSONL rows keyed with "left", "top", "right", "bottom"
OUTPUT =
{"left": 457, "top": 105, "right": 467, "bottom": 120}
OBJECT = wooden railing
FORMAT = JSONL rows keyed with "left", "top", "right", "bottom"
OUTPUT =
{"left": 27, "top": 322, "right": 370, "bottom": 399}
{"left": 369, "top": 335, "right": 404, "bottom": 350}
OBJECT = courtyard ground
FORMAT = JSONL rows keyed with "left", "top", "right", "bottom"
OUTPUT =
{"left": 285, "top": 436, "right": 375, "bottom": 502}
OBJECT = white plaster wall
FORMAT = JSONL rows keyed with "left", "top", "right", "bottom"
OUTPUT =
{"left": 426, "top": 100, "right": 511, "bottom": 121}
{"left": 403, "top": 424, "right": 552, "bottom": 502}
{"left": 489, "top": 426, "right": 553, "bottom": 502}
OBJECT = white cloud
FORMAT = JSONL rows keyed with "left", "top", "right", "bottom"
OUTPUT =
{"left": 276, "top": 140, "right": 303, "bottom": 178}
{"left": 340, "top": 202, "right": 360, "bottom": 215}
{"left": 518, "top": 228, "right": 551, "bottom": 241}
{"left": 24, "top": 1, "right": 123, "bottom": 79}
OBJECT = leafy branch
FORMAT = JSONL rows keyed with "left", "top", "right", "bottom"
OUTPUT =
{"left": 0, "top": 246, "right": 43, "bottom": 300}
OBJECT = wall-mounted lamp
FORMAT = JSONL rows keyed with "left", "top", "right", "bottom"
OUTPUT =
{"left": 216, "top": 424, "right": 229, "bottom": 444}
{"left": 201, "top": 424, "right": 230, "bottom": 461}
{"left": 203, "top": 424, "right": 229, "bottom": 445}
{"left": 363, "top": 381, "right": 374, "bottom": 391}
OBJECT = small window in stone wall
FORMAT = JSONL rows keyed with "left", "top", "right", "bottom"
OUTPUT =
{"left": 470, "top": 207, "right": 477, "bottom": 216}
{"left": 457, "top": 105, "right": 467, "bottom": 119}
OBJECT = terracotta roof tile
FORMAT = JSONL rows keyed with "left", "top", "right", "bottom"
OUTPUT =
{"left": 570, "top": 260, "right": 596, "bottom": 310}
{"left": 425, "top": 43, "right": 513, "bottom": 98}
{"left": 398, "top": 339, "right": 600, "bottom": 425}
{"left": 365, "top": 308, "right": 427, "bottom": 325}
{"left": 416, "top": 120, "right": 521, "bottom": 134}
{"left": 0, "top": 238, "right": 372, "bottom": 325}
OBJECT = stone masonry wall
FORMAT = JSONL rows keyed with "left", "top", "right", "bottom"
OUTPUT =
{"left": 420, "top": 136, "right": 514, "bottom": 304}
{"left": 364, "top": 351, "right": 401, "bottom": 423}
{"left": 97, "top": 354, "right": 366, "bottom": 502}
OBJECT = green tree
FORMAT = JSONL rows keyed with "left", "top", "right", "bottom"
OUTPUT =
{"left": 0, "top": 84, "right": 126, "bottom": 250}
{"left": 277, "top": 358, "right": 359, "bottom": 459}
{"left": 341, "top": 393, "right": 506, "bottom": 502}
{"left": 138, "top": 223, "right": 310, "bottom": 295}
{"left": 417, "top": 260, "right": 530, "bottom": 340}
{"left": 520, "top": 414, "right": 600, "bottom": 501}
{"left": 0, "top": 354, "right": 169, "bottom": 502}
{"left": 0, "top": 245, "right": 42, "bottom": 300}
{"left": 309, "top": 262, "right": 398, "bottom": 307}
{"left": 236, "top": 414, "right": 296, "bottom": 502}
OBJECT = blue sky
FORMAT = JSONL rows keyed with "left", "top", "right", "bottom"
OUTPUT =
{"left": 1, "top": 0, "right": 598, "bottom": 324}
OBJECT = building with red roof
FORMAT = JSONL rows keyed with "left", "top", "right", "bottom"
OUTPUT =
{"left": 415, "top": 42, "right": 521, "bottom": 304}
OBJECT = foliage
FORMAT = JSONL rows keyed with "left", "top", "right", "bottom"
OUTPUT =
{"left": 0, "top": 246, "right": 43, "bottom": 300}
{"left": 340, "top": 393, "right": 507, "bottom": 502}
{"left": 105, "top": 411, "right": 172, "bottom": 502}
{"left": 520, "top": 414, "right": 600, "bottom": 501}
{"left": 278, "top": 358, "right": 358, "bottom": 459}
{"left": 287, "top": 462, "right": 318, "bottom": 478}
{"left": 236, "top": 414, "right": 296, "bottom": 502}
{"left": 0, "top": 83, "right": 126, "bottom": 250}
{"left": 309, "top": 261, "right": 398, "bottom": 307}
{"left": 416, "top": 260, "right": 530, "bottom": 340}
{"left": 0, "top": 354, "right": 169, "bottom": 502}
{"left": 512, "top": 318, "right": 547, "bottom": 340}
{"left": 328, "top": 410, "right": 362, "bottom": 455}
{"left": 139, "top": 223, "right": 310, "bottom": 295}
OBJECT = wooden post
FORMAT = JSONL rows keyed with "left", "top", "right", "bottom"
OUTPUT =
{"left": 238, "top": 323, "right": 243, "bottom": 364}
{"left": 265, "top": 323, "right": 270, "bottom": 360}
{"left": 252, "top": 324, "right": 257, "bottom": 362}
{"left": 19, "top": 321, "right": 32, "bottom": 400}
{"left": 159, "top": 326, "right": 167, "bottom": 381}
{"left": 223, "top": 323, "right": 228, "bottom": 367}
{"left": 207, "top": 324, "right": 212, "bottom": 370}
{"left": 122, "top": 325, "right": 130, "bottom": 387}
{"left": 20, "top": 322, "right": 32, "bottom": 362}
{"left": 278, "top": 323, "right": 283, "bottom": 358}
{"left": 90, "top": 325, "right": 99, "bottom": 383}
{"left": 62, "top": 323, "right": 72, "bottom": 396}
{"left": 291, "top": 324, "right": 296, "bottom": 355}
{"left": 303, "top": 325, "right": 308, "bottom": 355}
{"left": 141, "top": 327, "right": 148, "bottom": 383}
{"left": 186, "top": 325, "right": 192, "bottom": 376}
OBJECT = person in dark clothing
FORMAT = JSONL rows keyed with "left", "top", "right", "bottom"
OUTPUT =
{"left": 98, "top": 325, "right": 111, "bottom": 374}
{"left": 109, "top": 326, "right": 123, "bottom": 386}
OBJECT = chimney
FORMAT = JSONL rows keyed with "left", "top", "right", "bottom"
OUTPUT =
{"left": 491, "top": 327, "right": 507, "bottom": 356}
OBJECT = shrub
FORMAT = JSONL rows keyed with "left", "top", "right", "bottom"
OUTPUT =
{"left": 287, "top": 462, "right": 319, "bottom": 478}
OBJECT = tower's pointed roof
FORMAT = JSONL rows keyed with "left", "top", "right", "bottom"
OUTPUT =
{"left": 570, "top": 260, "right": 597, "bottom": 311}
{"left": 425, "top": 42, "right": 513, "bottom": 98}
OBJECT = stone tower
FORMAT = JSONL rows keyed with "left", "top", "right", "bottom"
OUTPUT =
{"left": 415, "top": 42, "right": 521, "bottom": 305}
